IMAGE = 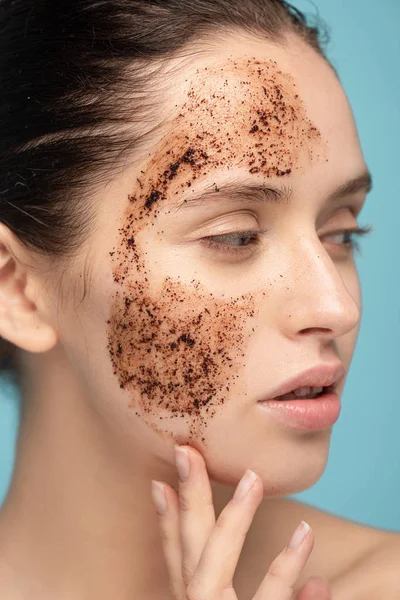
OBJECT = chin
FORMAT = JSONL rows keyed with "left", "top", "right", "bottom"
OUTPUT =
{"left": 200, "top": 432, "right": 332, "bottom": 497}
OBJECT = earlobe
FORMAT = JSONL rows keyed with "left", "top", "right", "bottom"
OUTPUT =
{"left": 0, "top": 229, "right": 58, "bottom": 354}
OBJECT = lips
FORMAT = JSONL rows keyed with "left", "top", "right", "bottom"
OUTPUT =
{"left": 275, "top": 385, "right": 328, "bottom": 400}
{"left": 258, "top": 363, "right": 346, "bottom": 403}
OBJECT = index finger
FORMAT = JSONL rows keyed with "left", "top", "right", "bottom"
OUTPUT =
{"left": 175, "top": 445, "right": 216, "bottom": 584}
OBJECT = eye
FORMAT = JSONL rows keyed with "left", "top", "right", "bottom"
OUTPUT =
{"left": 198, "top": 224, "right": 373, "bottom": 260}
{"left": 200, "top": 229, "right": 267, "bottom": 255}
{"left": 323, "top": 225, "right": 373, "bottom": 254}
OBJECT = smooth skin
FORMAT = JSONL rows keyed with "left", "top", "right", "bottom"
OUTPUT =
{"left": 153, "top": 446, "right": 331, "bottom": 600}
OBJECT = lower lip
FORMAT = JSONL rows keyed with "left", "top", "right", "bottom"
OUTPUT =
{"left": 257, "top": 391, "right": 341, "bottom": 430}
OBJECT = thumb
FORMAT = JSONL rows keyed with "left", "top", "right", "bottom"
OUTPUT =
{"left": 295, "top": 576, "right": 332, "bottom": 600}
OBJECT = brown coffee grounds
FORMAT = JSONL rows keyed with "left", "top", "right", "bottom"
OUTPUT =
{"left": 107, "top": 277, "right": 256, "bottom": 442}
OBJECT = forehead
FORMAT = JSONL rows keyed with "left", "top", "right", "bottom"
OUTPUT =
{"left": 158, "top": 32, "right": 361, "bottom": 158}
{"left": 125, "top": 34, "right": 364, "bottom": 220}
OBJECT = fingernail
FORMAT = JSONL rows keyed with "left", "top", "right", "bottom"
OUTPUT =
{"left": 175, "top": 446, "right": 190, "bottom": 482}
{"left": 233, "top": 469, "right": 257, "bottom": 502}
{"left": 287, "top": 520, "right": 310, "bottom": 550}
{"left": 151, "top": 480, "right": 168, "bottom": 515}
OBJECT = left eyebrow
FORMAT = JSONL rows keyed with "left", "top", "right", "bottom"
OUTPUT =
{"left": 169, "top": 170, "right": 373, "bottom": 213}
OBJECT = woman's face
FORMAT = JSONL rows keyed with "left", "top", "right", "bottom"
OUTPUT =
{"left": 48, "top": 33, "right": 370, "bottom": 493}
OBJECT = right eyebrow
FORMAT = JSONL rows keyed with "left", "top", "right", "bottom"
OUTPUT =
{"left": 168, "top": 170, "right": 373, "bottom": 213}
{"left": 169, "top": 181, "right": 293, "bottom": 213}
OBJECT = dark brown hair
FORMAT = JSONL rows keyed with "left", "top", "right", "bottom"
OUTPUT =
{"left": 0, "top": 0, "right": 331, "bottom": 377}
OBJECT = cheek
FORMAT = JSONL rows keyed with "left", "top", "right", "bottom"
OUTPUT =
{"left": 346, "top": 262, "right": 362, "bottom": 315}
{"left": 106, "top": 275, "right": 257, "bottom": 441}
{"left": 336, "top": 265, "right": 362, "bottom": 366}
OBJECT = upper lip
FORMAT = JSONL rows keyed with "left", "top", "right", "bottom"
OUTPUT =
{"left": 258, "top": 362, "right": 346, "bottom": 401}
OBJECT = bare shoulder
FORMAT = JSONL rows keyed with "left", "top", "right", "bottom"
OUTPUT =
{"left": 234, "top": 496, "right": 400, "bottom": 598}
{"left": 282, "top": 498, "right": 400, "bottom": 593}
{"left": 280, "top": 498, "right": 397, "bottom": 577}
{"left": 328, "top": 529, "right": 400, "bottom": 599}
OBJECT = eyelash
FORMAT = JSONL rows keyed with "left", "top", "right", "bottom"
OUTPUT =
{"left": 201, "top": 225, "right": 373, "bottom": 256}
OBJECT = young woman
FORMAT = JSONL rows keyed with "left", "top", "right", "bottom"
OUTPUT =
{"left": 0, "top": 1, "right": 399, "bottom": 598}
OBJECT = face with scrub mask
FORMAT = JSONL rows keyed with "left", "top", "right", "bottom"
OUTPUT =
{"left": 33, "top": 31, "right": 371, "bottom": 495}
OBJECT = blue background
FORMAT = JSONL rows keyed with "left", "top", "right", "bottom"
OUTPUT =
{"left": 1, "top": 1, "right": 399, "bottom": 531}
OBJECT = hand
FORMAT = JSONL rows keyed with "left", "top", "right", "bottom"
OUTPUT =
{"left": 151, "top": 445, "right": 332, "bottom": 599}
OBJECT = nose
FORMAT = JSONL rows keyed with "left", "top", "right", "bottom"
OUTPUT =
{"left": 277, "top": 235, "right": 361, "bottom": 341}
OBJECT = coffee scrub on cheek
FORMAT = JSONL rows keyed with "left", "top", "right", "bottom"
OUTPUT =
{"left": 106, "top": 57, "right": 328, "bottom": 447}
{"left": 107, "top": 277, "right": 257, "bottom": 444}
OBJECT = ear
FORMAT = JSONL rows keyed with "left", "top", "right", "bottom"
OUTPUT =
{"left": 0, "top": 223, "right": 58, "bottom": 353}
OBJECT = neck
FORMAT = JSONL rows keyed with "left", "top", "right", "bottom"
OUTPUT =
{"left": 0, "top": 346, "right": 234, "bottom": 599}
